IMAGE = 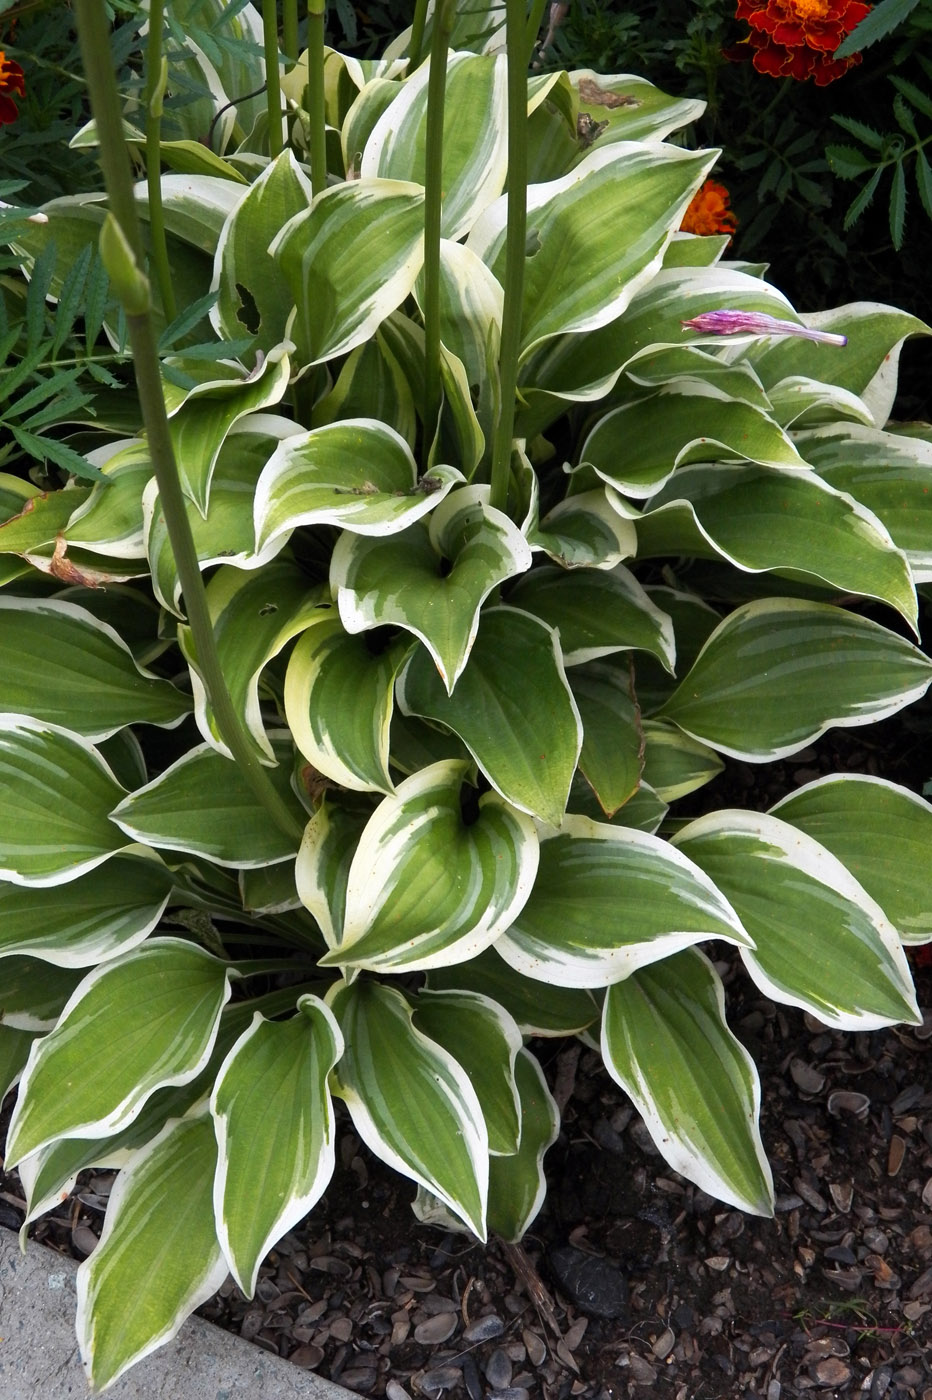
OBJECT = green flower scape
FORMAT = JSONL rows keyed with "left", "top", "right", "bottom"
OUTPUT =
{"left": 0, "top": 1, "right": 930, "bottom": 1391}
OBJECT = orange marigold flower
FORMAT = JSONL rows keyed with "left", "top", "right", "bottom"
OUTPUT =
{"left": 726, "top": 0, "right": 871, "bottom": 85}
{"left": 680, "top": 179, "right": 738, "bottom": 241}
{"left": 0, "top": 49, "right": 24, "bottom": 125}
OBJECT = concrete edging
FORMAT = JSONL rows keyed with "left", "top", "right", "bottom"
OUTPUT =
{"left": 0, "top": 1229, "right": 357, "bottom": 1399}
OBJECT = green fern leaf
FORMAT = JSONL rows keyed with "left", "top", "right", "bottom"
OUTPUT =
{"left": 890, "top": 76, "right": 932, "bottom": 121}
{"left": 25, "top": 242, "right": 56, "bottom": 355}
{"left": 826, "top": 144, "right": 876, "bottom": 179}
{"left": 52, "top": 245, "right": 93, "bottom": 357}
{"left": 84, "top": 254, "right": 110, "bottom": 353}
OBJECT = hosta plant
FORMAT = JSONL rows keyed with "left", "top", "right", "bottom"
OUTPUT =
{"left": 2, "top": 0, "right": 932, "bottom": 1390}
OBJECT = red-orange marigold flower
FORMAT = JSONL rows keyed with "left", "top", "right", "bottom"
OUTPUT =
{"left": 680, "top": 179, "right": 738, "bottom": 241}
{"left": 727, "top": 0, "right": 871, "bottom": 85}
{"left": 0, "top": 49, "right": 24, "bottom": 124}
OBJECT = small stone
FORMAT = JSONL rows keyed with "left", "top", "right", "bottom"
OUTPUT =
{"left": 627, "top": 1355, "right": 658, "bottom": 1384}
{"left": 887, "top": 1134, "right": 906, "bottom": 1177}
{"left": 341, "top": 1368, "right": 378, "bottom": 1394}
{"left": 462, "top": 1356, "right": 482, "bottom": 1400}
{"left": 828, "top": 1181, "right": 853, "bottom": 1213}
{"left": 651, "top": 1326, "right": 675, "bottom": 1360}
{"left": 549, "top": 1245, "right": 628, "bottom": 1320}
{"left": 869, "top": 1363, "right": 893, "bottom": 1400}
{"left": 790, "top": 1058, "right": 826, "bottom": 1094}
{"left": 827, "top": 1090, "right": 870, "bottom": 1120}
{"left": 290, "top": 1344, "right": 324, "bottom": 1368}
{"left": 415, "top": 1313, "right": 458, "bottom": 1344}
{"left": 463, "top": 1314, "right": 504, "bottom": 1343}
{"left": 485, "top": 1347, "right": 513, "bottom": 1390}
{"left": 522, "top": 1328, "right": 547, "bottom": 1367}
{"left": 813, "top": 1357, "right": 851, "bottom": 1387}
{"left": 419, "top": 1365, "right": 464, "bottom": 1395}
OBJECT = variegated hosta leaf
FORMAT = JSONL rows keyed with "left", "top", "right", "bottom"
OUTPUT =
{"left": 743, "top": 303, "right": 930, "bottom": 425}
{"left": 312, "top": 335, "right": 417, "bottom": 447}
{"left": 388, "top": 708, "right": 471, "bottom": 776}
{"left": 766, "top": 376, "right": 874, "bottom": 430}
{"left": 797, "top": 423, "right": 932, "bottom": 583}
{"left": 569, "top": 658, "right": 644, "bottom": 816}
{"left": 270, "top": 179, "right": 425, "bottom": 368}
{"left": 673, "top": 811, "right": 920, "bottom": 1029}
{"left": 569, "top": 772, "right": 669, "bottom": 835}
{"left": 0, "top": 956, "right": 84, "bottom": 1030}
{"left": 253, "top": 418, "right": 463, "bottom": 551}
{"left": 211, "top": 150, "right": 314, "bottom": 351}
{"left": 571, "top": 70, "right": 706, "bottom": 147}
{"left": 632, "top": 587, "right": 722, "bottom": 715}
{"left": 328, "top": 979, "right": 488, "bottom": 1239}
{"left": 623, "top": 346, "right": 771, "bottom": 408}
{"left": 0, "top": 482, "right": 92, "bottom": 560}
{"left": 0, "top": 1024, "right": 38, "bottom": 1100}
{"left": 331, "top": 486, "right": 532, "bottom": 692}
{"left": 418, "top": 240, "right": 503, "bottom": 394}
{"left": 517, "top": 266, "right": 797, "bottom": 422}
{"left": 640, "top": 720, "right": 724, "bottom": 802}
{"left": 581, "top": 385, "right": 806, "bottom": 501}
{"left": 601, "top": 947, "right": 774, "bottom": 1215}
{"left": 62, "top": 440, "right": 150, "bottom": 559}
{"left": 468, "top": 142, "right": 715, "bottom": 359}
{"left": 136, "top": 172, "right": 244, "bottom": 254}
{"left": 507, "top": 563, "right": 675, "bottom": 669}
{"left": 145, "top": 419, "right": 302, "bottom": 616}
{"left": 76, "top": 1109, "right": 228, "bottom": 1394}
{"left": 178, "top": 561, "right": 325, "bottom": 762}
{"left": 318, "top": 760, "right": 539, "bottom": 973}
{"left": 529, "top": 489, "right": 637, "bottom": 572}
{"left": 0, "top": 855, "right": 172, "bottom": 966}
{"left": 5, "top": 939, "right": 231, "bottom": 1165}
{"left": 295, "top": 795, "right": 373, "bottom": 949}
{"left": 412, "top": 989, "right": 522, "bottom": 1156}
{"left": 635, "top": 463, "right": 917, "bottom": 629}
{"left": 487, "top": 1049, "right": 561, "bottom": 1242}
{"left": 0, "top": 717, "right": 128, "bottom": 886}
{"left": 166, "top": 345, "right": 292, "bottom": 514}
{"left": 284, "top": 616, "right": 408, "bottom": 794}
{"left": 426, "top": 947, "right": 599, "bottom": 1037}
{"left": 0, "top": 597, "right": 191, "bottom": 739}
{"left": 362, "top": 52, "right": 507, "bottom": 241}
{"left": 771, "top": 775, "right": 932, "bottom": 944}
{"left": 495, "top": 814, "right": 749, "bottom": 988}
{"left": 211, "top": 996, "right": 343, "bottom": 1297}
{"left": 111, "top": 742, "right": 303, "bottom": 868}
{"left": 239, "top": 859, "right": 302, "bottom": 916}
{"left": 397, "top": 606, "right": 582, "bottom": 827}
{"left": 659, "top": 599, "right": 932, "bottom": 761}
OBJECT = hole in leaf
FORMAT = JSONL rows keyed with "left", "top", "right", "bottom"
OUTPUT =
{"left": 235, "top": 282, "right": 260, "bottom": 334}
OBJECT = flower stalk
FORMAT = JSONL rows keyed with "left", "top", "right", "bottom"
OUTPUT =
{"left": 306, "top": 0, "right": 327, "bottom": 197}
{"left": 144, "top": 0, "right": 176, "bottom": 323}
{"left": 262, "top": 0, "right": 283, "bottom": 158}
{"left": 74, "top": 0, "right": 305, "bottom": 846}
{"left": 489, "top": 0, "right": 529, "bottom": 516}
{"left": 421, "top": 0, "right": 456, "bottom": 459}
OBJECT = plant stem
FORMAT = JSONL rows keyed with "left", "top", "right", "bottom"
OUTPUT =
{"left": 306, "top": 0, "right": 327, "bottom": 197}
{"left": 74, "top": 0, "right": 304, "bottom": 847}
{"left": 262, "top": 0, "right": 283, "bottom": 158}
{"left": 282, "top": 0, "right": 298, "bottom": 68}
{"left": 421, "top": 0, "right": 455, "bottom": 462}
{"left": 408, "top": 0, "right": 430, "bottom": 71}
{"left": 489, "top": 0, "right": 528, "bottom": 516}
{"left": 524, "top": 0, "right": 549, "bottom": 66}
{"left": 144, "top": 0, "right": 176, "bottom": 323}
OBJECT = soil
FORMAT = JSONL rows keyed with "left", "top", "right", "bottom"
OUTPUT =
{"left": 2, "top": 719, "right": 931, "bottom": 1400}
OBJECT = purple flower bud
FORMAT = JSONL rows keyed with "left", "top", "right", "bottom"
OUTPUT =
{"left": 680, "top": 310, "right": 847, "bottom": 346}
